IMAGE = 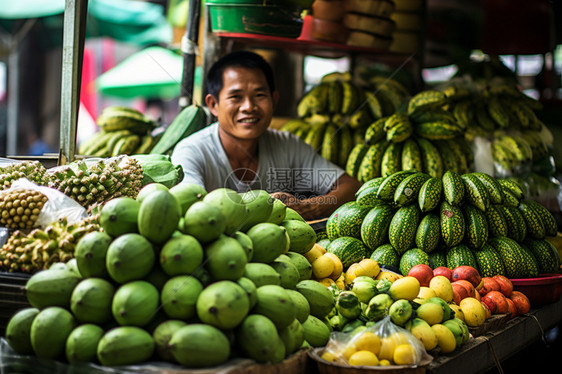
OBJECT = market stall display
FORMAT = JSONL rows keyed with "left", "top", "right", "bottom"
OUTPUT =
{"left": 2, "top": 186, "right": 332, "bottom": 368}
{"left": 324, "top": 169, "right": 560, "bottom": 279}
{"left": 1, "top": 0, "right": 561, "bottom": 372}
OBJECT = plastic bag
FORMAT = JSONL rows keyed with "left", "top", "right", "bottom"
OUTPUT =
{"left": 7, "top": 178, "right": 87, "bottom": 228}
{"left": 322, "top": 316, "right": 432, "bottom": 367}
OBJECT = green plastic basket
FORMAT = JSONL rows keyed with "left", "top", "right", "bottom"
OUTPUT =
{"left": 206, "top": 3, "right": 303, "bottom": 38}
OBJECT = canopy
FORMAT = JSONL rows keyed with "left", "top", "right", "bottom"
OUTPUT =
{"left": 95, "top": 46, "right": 184, "bottom": 99}
{"left": 0, "top": 0, "right": 172, "bottom": 47}
{"left": 0, "top": 0, "right": 65, "bottom": 19}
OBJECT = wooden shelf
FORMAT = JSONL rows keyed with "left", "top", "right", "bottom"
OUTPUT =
{"left": 215, "top": 32, "right": 415, "bottom": 60}
{"left": 427, "top": 297, "right": 562, "bottom": 374}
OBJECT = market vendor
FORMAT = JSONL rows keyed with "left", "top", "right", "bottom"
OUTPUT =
{"left": 171, "top": 50, "right": 361, "bottom": 220}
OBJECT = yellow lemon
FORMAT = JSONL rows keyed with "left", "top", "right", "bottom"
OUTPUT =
{"left": 303, "top": 245, "right": 324, "bottom": 264}
{"left": 429, "top": 275, "right": 453, "bottom": 303}
{"left": 335, "top": 274, "right": 346, "bottom": 290}
{"left": 449, "top": 303, "right": 465, "bottom": 322}
{"left": 379, "top": 359, "right": 392, "bottom": 366}
{"left": 324, "top": 252, "right": 343, "bottom": 280}
{"left": 389, "top": 331, "right": 411, "bottom": 346}
{"left": 431, "top": 323, "right": 457, "bottom": 353}
{"left": 321, "top": 351, "right": 337, "bottom": 362}
{"left": 348, "top": 350, "right": 379, "bottom": 366}
{"left": 393, "top": 343, "right": 418, "bottom": 365}
{"left": 417, "top": 286, "right": 437, "bottom": 300}
{"left": 388, "top": 276, "right": 421, "bottom": 301}
{"left": 352, "top": 331, "right": 381, "bottom": 355}
{"left": 377, "top": 336, "right": 397, "bottom": 361}
{"left": 312, "top": 255, "right": 335, "bottom": 279}
{"left": 317, "top": 277, "right": 335, "bottom": 287}
{"left": 353, "top": 258, "right": 381, "bottom": 278}
{"left": 459, "top": 297, "right": 486, "bottom": 327}
{"left": 341, "top": 345, "right": 357, "bottom": 361}
{"left": 415, "top": 301, "right": 444, "bottom": 325}
{"left": 345, "top": 263, "right": 360, "bottom": 285}
{"left": 376, "top": 270, "right": 402, "bottom": 282}
{"left": 314, "top": 243, "right": 327, "bottom": 254}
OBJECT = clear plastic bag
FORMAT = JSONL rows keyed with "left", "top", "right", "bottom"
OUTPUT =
{"left": 7, "top": 178, "right": 87, "bottom": 228}
{"left": 322, "top": 316, "right": 432, "bottom": 367}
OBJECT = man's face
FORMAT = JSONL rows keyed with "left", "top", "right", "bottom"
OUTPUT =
{"left": 206, "top": 66, "right": 278, "bottom": 141}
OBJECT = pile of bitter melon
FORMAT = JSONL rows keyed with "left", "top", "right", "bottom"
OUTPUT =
{"left": 324, "top": 169, "right": 560, "bottom": 279}
{"left": 280, "top": 73, "right": 410, "bottom": 168}
{"left": 78, "top": 107, "right": 158, "bottom": 157}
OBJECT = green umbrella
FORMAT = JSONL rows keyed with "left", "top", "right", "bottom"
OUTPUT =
{"left": 0, "top": 0, "right": 65, "bottom": 19}
{"left": 96, "top": 46, "right": 186, "bottom": 99}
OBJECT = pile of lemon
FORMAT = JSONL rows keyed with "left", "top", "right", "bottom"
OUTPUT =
{"left": 304, "top": 243, "right": 401, "bottom": 291}
{"left": 304, "top": 243, "right": 346, "bottom": 289}
{"left": 321, "top": 329, "right": 422, "bottom": 367}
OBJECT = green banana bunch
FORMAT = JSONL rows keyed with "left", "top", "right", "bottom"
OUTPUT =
{"left": 97, "top": 106, "right": 155, "bottom": 134}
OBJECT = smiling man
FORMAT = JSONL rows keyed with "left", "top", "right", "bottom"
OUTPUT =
{"left": 171, "top": 50, "right": 360, "bottom": 220}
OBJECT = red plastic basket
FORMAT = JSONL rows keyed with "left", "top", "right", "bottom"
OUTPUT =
{"left": 510, "top": 274, "right": 562, "bottom": 306}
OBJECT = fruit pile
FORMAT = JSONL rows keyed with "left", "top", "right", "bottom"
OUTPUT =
{"left": 0, "top": 188, "right": 48, "bottom": 230}
{"left": 3, "top": 185, "right": 341, "bottom": 368}
{"left": 316, "top": 267, "right": 473, "bottom": 367}
{"left": 325, "top": 169, "right": 560, "bottom": 279}
{"left": 478, "top": 274, "right": 530, "bottom": 318}
{"left": 313, "top": 259, "right": 534, "bottom": 367}
{"left": 0, "top": 156, "right": 184, "bottom": 213}
{"left": 0, "top": 161, "right": 51, "bottom": 190}
{"left": 47, "top": 156, "right": 144, "bottom": 210}
{"left": 78, "top": 107, "right": 158, "bottom": 157}
{"left": 0, "top": 215, "right": 100, "bottom": 273}
{"left": 280, "top": 73, "right": 409, "bottom": 168}
{"left": 439, "top": 77, "right": 552, "bottom": 179}
{"left": 346, "top": 89, "right": 473, "bottom": 182}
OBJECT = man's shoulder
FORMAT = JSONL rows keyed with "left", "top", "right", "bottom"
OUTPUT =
{"left": 264, "top": 127, "right": 304, "bottom": 146}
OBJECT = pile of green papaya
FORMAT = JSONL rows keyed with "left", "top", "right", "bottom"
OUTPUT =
{"left": 4, "top": 184, "right": 339, "bottom": 368}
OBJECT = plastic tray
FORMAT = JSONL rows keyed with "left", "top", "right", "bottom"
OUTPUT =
{"left": 510, "top": 273, "right": 562, "bottom": 306}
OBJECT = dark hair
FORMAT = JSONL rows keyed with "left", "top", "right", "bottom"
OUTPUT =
{"left": 206, "top": 50, "right": 276, "bottom": 100}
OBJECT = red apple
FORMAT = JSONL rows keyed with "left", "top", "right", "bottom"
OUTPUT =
{"left": 482, "top": 291, "right": 509, "bottom": 314}
{"left": 492, "top": 275, "right": 513, "bottom": 298}
{"left": 433, "top": 266, "right": 453, "bottom": 281}
{"left": 481, "top": 301, "right": 492, "bottom": 319}
{"left": 510, "top": 291, "right": 531, "bottom": 314}
{"left": 481, "top": 295, "right": 496, "bottom": 314}
{"left": 478, "top": 277, "right": 501, "bottom": 296}
{"left": 451, "top": 282, "right": 469, "bottom": 304}
{"left": 408, "top": 264, "right": 434, "bottom": 287}
{"left": 452, "top": 266, "right": 482, "bottom": 288}
{"left": 453, "top": 279, "right": 476, "bottom": 298}
{"left": 505, "top": 297, "right": 518, "bottom": 319}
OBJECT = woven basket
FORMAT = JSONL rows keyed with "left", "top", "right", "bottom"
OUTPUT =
{"left": 309, "top": 348, "right": 432, "bottom": 374}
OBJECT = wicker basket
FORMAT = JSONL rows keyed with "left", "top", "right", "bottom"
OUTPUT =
{"left": 309, "top": 348, "right": 432, "bottom": 374}
{"left": 0, "top": 272, "right": 31, "bottom": 335}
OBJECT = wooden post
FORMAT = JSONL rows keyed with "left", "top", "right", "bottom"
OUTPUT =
{"left": 59, "top": 0, "right": 88, "bottom": 165}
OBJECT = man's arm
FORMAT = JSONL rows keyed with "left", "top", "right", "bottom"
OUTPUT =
{"left": 271, "top": 173, "right": 361, "bottom": 220}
